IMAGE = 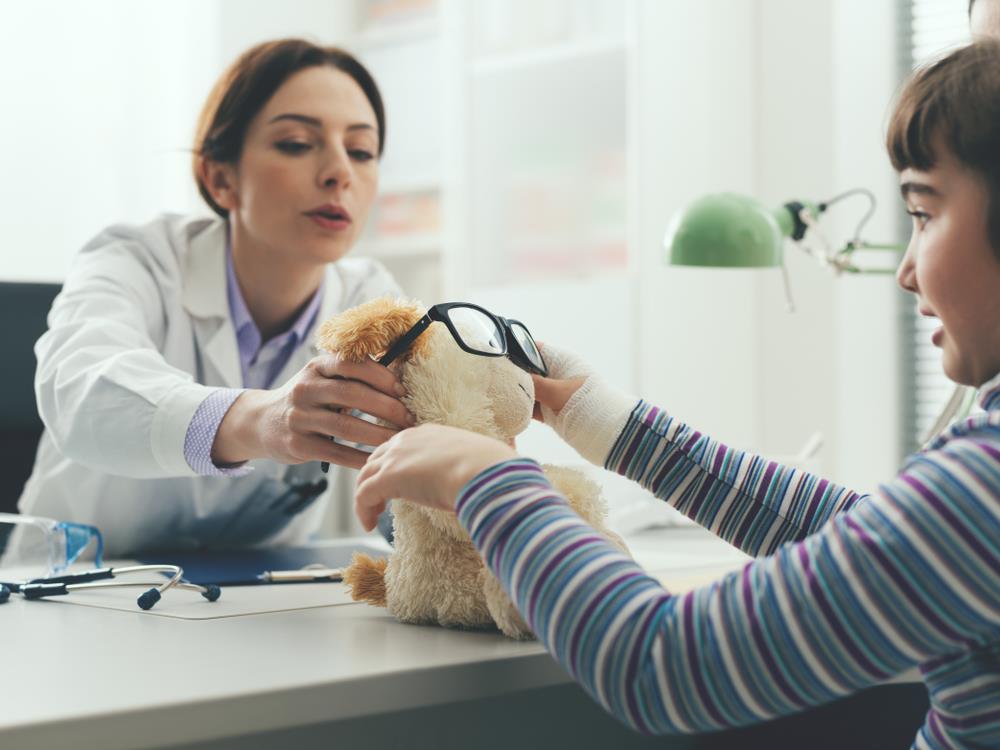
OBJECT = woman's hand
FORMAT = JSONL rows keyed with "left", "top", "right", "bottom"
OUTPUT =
{"left": 354, "top": 424, "right": 516, "bottom": 532}
{"left": 212, "top": 353, "right": 415, "bottom": 470}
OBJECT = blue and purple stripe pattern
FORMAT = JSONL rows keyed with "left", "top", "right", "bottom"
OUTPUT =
{"left": 456, "top": 400, "right": 1000, "bottom": 747}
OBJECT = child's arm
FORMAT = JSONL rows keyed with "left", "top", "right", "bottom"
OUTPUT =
{"left": 456, "top": 429, "right": 999, "bottom": 736}
{"left": 535, "top": 347, "right": 867, "bottom": 557}
{"left": 606, "top": 401, "right": 868, "bottom": 557}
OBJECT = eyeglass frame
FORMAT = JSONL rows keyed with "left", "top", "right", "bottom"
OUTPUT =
{"left": 378, "top": 302, "right": 548, "bottom": 376}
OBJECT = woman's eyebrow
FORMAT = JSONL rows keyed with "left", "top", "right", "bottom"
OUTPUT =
{"left": 267, "top": 113, "right": 376, "bottom": 133}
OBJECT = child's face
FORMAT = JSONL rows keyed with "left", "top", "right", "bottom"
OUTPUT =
{"left": 896, "top": 143, "right": 1000, "bottom": 387}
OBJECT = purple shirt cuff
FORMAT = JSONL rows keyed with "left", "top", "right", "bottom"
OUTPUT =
{"left": 183, "top": 388, "right": 253, "bottom": 477}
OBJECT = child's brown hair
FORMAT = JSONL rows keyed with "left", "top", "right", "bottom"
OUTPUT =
{"left": 886, "top": 41, "right": 1000, "bottom": 256}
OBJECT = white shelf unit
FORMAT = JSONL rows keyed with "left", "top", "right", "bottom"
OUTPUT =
{"left": 348, "top": 0, "right": 640, "bottom": 470}
{"left": 350, "top": 0, "right": 636, "bottom": 301}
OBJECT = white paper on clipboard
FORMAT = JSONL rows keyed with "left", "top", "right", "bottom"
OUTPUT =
{"left": 41, "top": 578, "right": 361, "bottom": 619}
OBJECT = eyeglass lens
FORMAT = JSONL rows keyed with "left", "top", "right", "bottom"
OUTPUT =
{"left": 446, "top": 306, "right": 505, "bottom": 355}
{"left": 509, "top": 323, "right": 545, "bottom": 372}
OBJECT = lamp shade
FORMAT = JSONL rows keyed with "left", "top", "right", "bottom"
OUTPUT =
{"left": 663, "top": 193, "right": 795, "bottom": 269}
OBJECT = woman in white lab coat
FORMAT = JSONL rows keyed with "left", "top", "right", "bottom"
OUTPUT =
{"left": 18, "top": 39, "right": 413, "bottom": 556}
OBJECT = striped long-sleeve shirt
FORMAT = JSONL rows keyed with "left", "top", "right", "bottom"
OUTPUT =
{"left": 455, "top": 384, "right": 1000, "bottom": 748}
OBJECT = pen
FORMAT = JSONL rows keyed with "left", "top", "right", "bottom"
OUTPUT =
{"left": 258, "top": 568, "right": 343, "bottom": 583}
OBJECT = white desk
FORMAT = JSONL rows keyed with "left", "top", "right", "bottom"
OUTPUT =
{"left": 0, "top": 527, "right": 922, "bottom": 750}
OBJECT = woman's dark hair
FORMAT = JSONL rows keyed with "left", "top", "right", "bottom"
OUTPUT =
{"left": 193, "top": 38, "right": 385, "bottom": 218}
{"left": 887, "top": 40, "right": 1000, "bottom": 256}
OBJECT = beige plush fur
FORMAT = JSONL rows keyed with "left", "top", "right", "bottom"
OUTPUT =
{"left": 317, "top": 297, "right": 629, "bottom": 640}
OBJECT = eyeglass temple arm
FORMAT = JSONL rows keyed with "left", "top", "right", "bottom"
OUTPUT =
{"left": 378, "top": 314, "right": 433, "bottom": 368}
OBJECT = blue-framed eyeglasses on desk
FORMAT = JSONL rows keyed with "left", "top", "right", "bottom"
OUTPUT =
{"left": 0, "top": 513, "right": 220, "bottom": 610}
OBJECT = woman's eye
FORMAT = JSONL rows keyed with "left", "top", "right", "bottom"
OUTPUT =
{"left": 349, "top": 149, "right": 375, "bottom": 162}
{"left": 276, "top": 141, "right": 311, "bottom": 154}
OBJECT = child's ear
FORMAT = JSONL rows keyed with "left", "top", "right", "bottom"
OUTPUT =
{"left": 316, "top": 297, "right": 426, "bottom": 363}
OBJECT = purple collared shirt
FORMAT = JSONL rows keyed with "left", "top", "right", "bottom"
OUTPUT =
{"left": 182, "top": 245, "right": 324, "bottom": 476}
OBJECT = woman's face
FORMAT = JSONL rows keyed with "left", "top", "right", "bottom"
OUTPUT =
{"left": 896, "top": 145, "right": 1000, "bottom": 387}
{"left": 971, "top": 0, "right": 1000, "bottom": 39}
{"left": 211, "top": 65, "right": 380, "bottom": 266}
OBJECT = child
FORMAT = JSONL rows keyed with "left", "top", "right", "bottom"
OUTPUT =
{"left": 354, "top": 42, "right": 1000, "bottom": 749}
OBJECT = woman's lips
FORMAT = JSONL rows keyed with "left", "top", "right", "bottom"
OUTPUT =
{"left": 932, "top": 326, "right": 944, "bottom": 347}
{"left": 307, "top": 213, "right": 351, "bottom": 231}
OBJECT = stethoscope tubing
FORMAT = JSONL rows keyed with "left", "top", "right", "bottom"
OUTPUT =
{"left": 0, "top": 564, "right": 220, "bottom": 610}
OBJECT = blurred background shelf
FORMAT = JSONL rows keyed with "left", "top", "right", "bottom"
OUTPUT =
{"left": 470, "top": 38, "right": 626, "bottom": 76}
{"left": 359, "top": 235, "right": 442, "bottom": 260}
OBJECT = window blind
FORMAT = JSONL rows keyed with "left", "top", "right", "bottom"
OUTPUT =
{"left": 899, "top": 0, "right": 971, "bottom": 452}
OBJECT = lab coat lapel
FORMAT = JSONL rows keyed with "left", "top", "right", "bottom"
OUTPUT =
{"left": 181, "top": 221, "right": 243, "bottom": 389}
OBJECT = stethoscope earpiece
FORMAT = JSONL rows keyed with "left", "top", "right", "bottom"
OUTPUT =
{"left": 138, "top": 588, "right": 162, "bottom": 611}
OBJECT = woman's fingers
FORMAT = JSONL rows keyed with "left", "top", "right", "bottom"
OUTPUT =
{"left": 304, "top": 368, "right": 414, "bottom": 429}
{"left": 302, "top": 433, "right": 373, "bottom": 470}
{"left": 311, "top": 353, "right": 405, "bottom": 399}
{"left": 303, "top": 408, "right": 401, "bottom": 448}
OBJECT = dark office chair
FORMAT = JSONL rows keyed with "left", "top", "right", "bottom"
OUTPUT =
{"left": 0, "top": 282, "right": 61, "bottom": 514}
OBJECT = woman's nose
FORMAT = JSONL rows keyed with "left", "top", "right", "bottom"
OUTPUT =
{"left": 319, "top": 148, "right": 351, "bottom": 189}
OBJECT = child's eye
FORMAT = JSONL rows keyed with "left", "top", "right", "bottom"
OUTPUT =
{"left": 907, "top": 209, "right": 930, "bottom": 228}
{"left": 276, "top": 141, "right": 312, "bottom": 155}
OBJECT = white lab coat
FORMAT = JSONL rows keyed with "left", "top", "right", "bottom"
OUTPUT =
{"left": 18, "top": 213, "right": 402, "bottom": 556}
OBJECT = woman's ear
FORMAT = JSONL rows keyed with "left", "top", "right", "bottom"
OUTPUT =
{"left": 316, "top": 297, "right": 427, "bottom": 363}
{"left": 199, "top": 158, "right": 239, "bottom": 212}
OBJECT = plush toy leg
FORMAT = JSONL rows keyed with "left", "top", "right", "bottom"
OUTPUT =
{"left": 343, "top": 552, "right": 389, "bottom": 607}
{"left": 481, "top": 569, "right": 534, "bottom": 640}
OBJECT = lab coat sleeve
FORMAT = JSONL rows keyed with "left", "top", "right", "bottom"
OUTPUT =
{"left": 35, "top": 231, "right": 214, "bottom": 478}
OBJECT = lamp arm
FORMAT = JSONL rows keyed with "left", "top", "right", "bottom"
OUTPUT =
{"left": 818, "top": 187, "right": 877, "bottom": 245}
{"left": 831, "top": 239, "right": 906, "bottom": 274}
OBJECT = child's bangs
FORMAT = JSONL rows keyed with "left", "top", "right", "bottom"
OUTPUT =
{"left": 886, "top": 69, "right": 944, "bottom": 173}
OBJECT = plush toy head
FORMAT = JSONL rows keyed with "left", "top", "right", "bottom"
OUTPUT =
{"left": 316, "top": 297, "right": 535, "bottom": 448}
{"left": 315, "top": 297, "right": 626, "bottom": 639}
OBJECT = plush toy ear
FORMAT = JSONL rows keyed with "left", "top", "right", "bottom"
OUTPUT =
{"left": 315, "top": 297, "right": 428, "bottom": 364}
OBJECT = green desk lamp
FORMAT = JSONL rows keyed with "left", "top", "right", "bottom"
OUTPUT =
{"left": 663, "top": 188, "right": 903, "bottom": 310}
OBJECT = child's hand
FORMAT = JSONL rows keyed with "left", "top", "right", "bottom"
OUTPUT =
{"left": 354, "top": 424, "right": 516, "bottom": 531}
{"left": 530, "top": 342, "right": 592, "bottom": 421}
{"left": 528, "top": 342, "right": 639, "bottom": 466}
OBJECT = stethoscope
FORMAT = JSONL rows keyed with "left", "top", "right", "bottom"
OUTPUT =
{"left": 0, "top": 564, "right": 221, "bottom": 610}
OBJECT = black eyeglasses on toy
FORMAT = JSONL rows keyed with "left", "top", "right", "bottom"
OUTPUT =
{"left": 379, "top": 302, "right": 547, "bottom": 376}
